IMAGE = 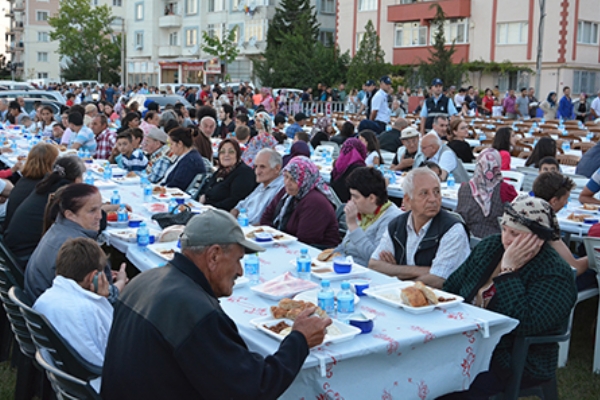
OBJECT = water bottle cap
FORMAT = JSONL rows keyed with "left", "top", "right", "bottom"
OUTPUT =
{"left": 301, "top": 248, "right": 308, "bottom": 254}
{"left": 140, "top": 221, "right": 146, "bottom": 227}
{"left": 321, "top": 280, "right": 330, "bottom": 287}
{"left": 113, "top": 190, "right": 118, "bottom": 194}
{"left": 341, "top": 282, "right": 350, "bottom": 290}
{"left": 240, "top": 208, "right": 246, "bottom": 213}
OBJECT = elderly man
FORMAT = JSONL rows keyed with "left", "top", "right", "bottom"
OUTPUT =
{"left": 379, "top": 118, "right": 409, "bottom": 153}
{"left": 413, "top": 132, "right": 469, "bottom": 183}
{"left": 420, "top": 78, "right": 458, "bottom": 135}
{"left": 84, "top": 104, "right": 98, "bottom": 127}
{"left": 391, "top": 127, "right": 420, "bottom": 172}
{"left": 231, "top": 148, "right": 284, "bottom": 225}
{"left": 199, "top": 115, "right": 216, "bottom": 138}
{"left": 101, "top": 210, "right": 331, "bottom": 399}
{"left": 144, "top": 127, "right": 174, "bottom": 183}
{"left": 429, "top": 115, "right": 449, "bottom": 140}
{"left": 92, "top": 114, "right": 116, "bottom": 160}
{"left": 368, "top": 167, "right": 470, "bottom": 288}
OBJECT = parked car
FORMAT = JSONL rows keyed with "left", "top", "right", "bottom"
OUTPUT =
{"left": 0, "top": 81, "right": 35, "bottom": 90}
{"left": 0, "top": 90, "right": 66, "bottom": 104}
{"left": 127, "top": 94, "right": 191, "bottom": 111}
{"left": 4, "top": 97, "right": 62, "bottom": 121}
{"left": 273, "top": 88, "right": 303, "bottom": 98}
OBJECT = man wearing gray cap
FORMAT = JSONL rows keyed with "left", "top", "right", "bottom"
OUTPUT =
{"left": 144, "top": 127, "right": 176, "bottom": 183}
{"left": 101, "top": 209, "right": 332, "bottom": 400}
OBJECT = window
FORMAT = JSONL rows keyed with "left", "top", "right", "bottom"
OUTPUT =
{"left": 395, "top": 22, "right": 427, "bottom": 47}
{"left": 440, "top": 18, "right": 468, "bottom": 44}
{"left": 577, "top": 21, "right": 599, "bottom": 45}
{"left": 185, "top": 0, "right": 197, "bottom": 15}
{"left": 135, "top": 3, "right": 144, "bottom": 20}
{"left": 573, "top": 71, "right": 598, "bottom": 94}
{"left": 496, "top": 22, "right": 528, "bottom": 45}
{"left": 356, "top": 32, "right": 364, "bottom": 50}
{"left": 36, "top": 11, "right": 49, "bottom": 21}
{"left": 37, "top": 52, "right": 48, "bottom": 62}
{"left": 229, "top": 24, "right": 242, "bottom": 44}
{"left": 358, "top": 0, "right": 377, "bottom": 11}
{"left": 134, "top": 31, "right": 144, "bottom": 49}
{"left": 321, "top": 0, "right": 335, "bottom": 14}
{"left": 208, "top": 0, "right": 224, "bottom": 12}
{"left": 185, "top": 28, "right": 198, "bottom": 47}
{"left": 113, "top": 0, "right": 122, "bottom": 6}
{"left": 38, "top": 32, "right": 49, "bottom": 42}
{"left": 498, "top": 71, "right": 530, "bottom": 92}
{"left": 38, "top": 72, "right": 48, "bottom": 79}
{"left": 319, "top": 31, "right": 334, "bottom": 47}
{"left": 169, "top": 32, "right": 178, "bottom": 46}
{"left": 92, "top": 0, "right": 98, "bottom": 5}
{"left": 232, "top": 0, "right": 242, "bottom": 10}
{"left": 245, "top": 20, "right": 267, "bottom": 42}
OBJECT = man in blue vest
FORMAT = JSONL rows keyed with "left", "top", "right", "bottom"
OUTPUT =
{"left": 419, "top": 78, "right": 458, "bottom": 135}
{"left": 368, "top": 167, "right": 470, "bottom": 289}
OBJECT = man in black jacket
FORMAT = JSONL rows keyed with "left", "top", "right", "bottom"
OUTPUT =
{"left": 101, "top": 210, "right": 331, "bottom": 400}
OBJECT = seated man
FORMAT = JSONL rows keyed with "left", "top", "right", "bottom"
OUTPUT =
{"left": 101, "top": 210, "right": 331, "bottom": 399}
{"left": 538, "top": 156, "right": 560, "bottom": 173}
{"left": 33, "top": 237, "right": 113, "bottom": 368}
{"left": 285, "top": 112, "right": 308, "bottom": 139}
{"left": 233, "top": 125, "right": 251, "bottom": 151}
{"left": 368, "top": 167, "right": 470, "bottom": 288}
{"left": 294, "top": 131, "right": 311, "bottom": 144}
{"left": 144, "top": 127, "right": 172, "bottom": 179}
{"left": 67, "top": 112, "right": 97, "bottom": 156}
{"left": 390, "top": 127, "right": 420, "bottom": 172}
{"left": 428, "top": 115, "right": 450, "bottom": 140}
{"left": 116, "top": 130, "right": 148, "bottom": 173}
{"left": 231, "top": 148, "right": 284, "bottom": 225}
{"left": 379, "top": 118, "right": 408, "bottom": 153}
{"left": 413, "top": 132, "right": 469, "bottom": 183}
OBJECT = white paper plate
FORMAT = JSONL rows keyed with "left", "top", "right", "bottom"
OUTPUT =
{"left": 364, "top": 281, "right": 463, "bottom": 314}
{"left": 576, "top": 205, "right": 600, "bottom": 213}
{"left": 310, "top": 263, "right": 369, "bottom": 281}
{"left": 243, "top": 226, "right": 297, "bottom": 246}
{"left": 107, "top": 228, "right": 161, "bottom": 243}
{"left": 112, "top": 175, "right": 141, "bottom": 185}
{"left": 249, "top": 274, "right": 318, "bottom": 300}
{"left": 250, "top": 316, "right": 361, "bottom": 346}
{"left": 92, "top": 179, "right": 117, "bottom": 189}
{"left": 234, "top": 276, "right": 249, "bottom": 289}
{"left": 293, "top": 288, "right": 360, "bottom": 306}
{"left": 147, "top": 241, "right": 180, "bottom": 261}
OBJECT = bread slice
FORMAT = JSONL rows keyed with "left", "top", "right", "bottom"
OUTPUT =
{"left": 400, "top": 287, "right": 428, "bottom": 307}
{"left": 414, "top": 281, "right": 439, "bottom": 305}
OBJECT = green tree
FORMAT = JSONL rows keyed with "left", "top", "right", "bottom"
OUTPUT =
{"left": 0, "top": 55, "right": 12, "bottom": 80}
{"left": 346, "top": 20, "right": 389, "bottom": 90}
{"left": 48, "top": 0, "right": 121, "bottom": 83}
{"left": 266, "top": 0, "right": 319, "bottom": 52}
{"left": 418, "top": 4, "right": 465, "bottom": 88}
{"left": 201, "top": 27, "right": 241, "bottom": 82}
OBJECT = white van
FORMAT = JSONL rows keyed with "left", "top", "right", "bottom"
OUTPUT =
{"left": 0, "top": 80, "right": 35, "bottom": 90}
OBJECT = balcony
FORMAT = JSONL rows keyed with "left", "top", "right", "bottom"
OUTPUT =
{"left": 392, "top": 43, "right": 469, "bottom": 65}
{"left": 388, "top": 0, "right": 471, "bottom": 23}
{"left": 13, "top": 21, "right": 23, "bottom": 31}
{"left": 13, "top": 2, "right": 24, "bottom": 11}
{"left": 158, "top": 45, "right": 181, "bottom": 57}
{"left": 158, "top": 14, "right": 182, "bottom": 29}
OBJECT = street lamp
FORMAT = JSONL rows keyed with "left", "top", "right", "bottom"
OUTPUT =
{"left": 111, "top": 17, "right": 126, "bottom": 86}
{"left": 534, "top": 0, "right": 546, "bottom": 97}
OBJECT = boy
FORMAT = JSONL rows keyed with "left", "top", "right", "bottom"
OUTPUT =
{"left": 233, "top": 125, "right": 251, "bottom": 151}
{"left": 116, "top": 130, "right": 148, "bottom": 172}
{"left": 538, "top": 156, "right": 560, "bottom": 173}
{"left": 293, "top": 131, "right": 310, "bottom": 144}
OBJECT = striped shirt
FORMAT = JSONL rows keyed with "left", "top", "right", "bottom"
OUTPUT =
{"left": 120, "top": 149, "right": 148, "bottom": 172}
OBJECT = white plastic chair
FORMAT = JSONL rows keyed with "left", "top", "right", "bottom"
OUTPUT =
{"left": 501, "top": 171, "right": 525, "bottom": 191}
{"left": 463, "top": 163, "right": 476, "bottom": 176}
{"left": 380, "top": 150, "right": 396, "bottom": 165}
{"left": 582, "top": 237, "right": 600, "bottom": 373}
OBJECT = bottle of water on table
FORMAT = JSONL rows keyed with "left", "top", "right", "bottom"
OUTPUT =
{"left": 447, "top": 172, "right": 455, "bottom": 188}
{"left": 143, "top": 182, "right": 153, "bottom": 203}
{"left": 318, "top": 280, "right": 335, "bottom": 316}
{"left": 245, "top": 254, "right": 260, "bottom": 286}
{"left": 111, "top": 190, "right": 120, "bottom": 205}
{"left": 84, "top": 170, "right": 94, "bottom": 185}
{"left": 562, "top": 141, "right": 570, "bottom": 152}
{"left": 168, "top": 198, "right": 178, "bottom": 213}
{"left": 297, "top": 248, "right": 311, "bottom": 280}
{"left": 337, "top": 281, "right": 354, "bottom": 324}
{"left": 117, "top": 204, "right": 128, "bottom": 222}
{"left": 237, "top": 208, "right": 249, "bottom": 227}
{"left": 103, "top": 164, "right": 112, "bottom": 180}
{"left": 140, "top": 170, "right": 148, "bottom": 187}
{"left": 136, "top": 221, "right": 149, "bottom": 251}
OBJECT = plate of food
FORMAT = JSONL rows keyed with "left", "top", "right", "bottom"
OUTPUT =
{"left": 307, "top": 250, "right": 369, "bottom": 280}
{"left": 577, "top": 204, "right": 600, "bottom": 213}
{"left": 565, "top": 213, "right": 596, "bottom": 224}
{"left": 250, "top": 272, "right": 318, "bottom": 300}
{"left": 147, "top": 242, "right": 180, "bottom": 261}
{"left": 152, "top": 186, "right": 191, "bottom": 201}
{"left": 112, "top": 172, "right": 141, "bottom": 185}
{"left": 107, "top": 228, "right": 161, "bottom": 243}
{"left": 243, "top": 227, "right": 297, "bottom": 246}
{"left": 363, "top": 281, "right": 463, "bottom": 314}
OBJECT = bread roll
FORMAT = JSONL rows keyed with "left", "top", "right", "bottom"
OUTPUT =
{"left": 400, "top": 287, "right": 428, "bottom": 307}
{"left": 158, "top": 225, "right": 185, "bottom": 242}
{"left": 414, "top": 281, "right": 439, "bottom": 305}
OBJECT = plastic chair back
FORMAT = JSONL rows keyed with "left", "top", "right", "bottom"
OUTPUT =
{"left": 501, "top": 171, "right": 525, "bottom": 190}
{"left": 335, "top": 203, "right": 347, "bottom": 239}
{"left": 186, "top": 172, "right": 212, "bottom": 200}
{"left": 0, "top": 268, "right": 35, "bottom": 358}
{"left": 0, "top": 239, "right": 24, "bottom": 288}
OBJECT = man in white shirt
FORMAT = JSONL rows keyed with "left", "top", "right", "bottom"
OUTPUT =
{"left": 591, "top": 89, "right": 600, "bottom": 120}
{"left": 358, "top": 76, "right": 392, "bottom": 134}
{"left": 33, "top": 237, "right": 113, "bottom": 368}
{"left": 429, "top": 115, "right": 449, "bottom": 140}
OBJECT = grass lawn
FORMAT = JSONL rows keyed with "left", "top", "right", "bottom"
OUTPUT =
{"left": 0, "top": 299, "right": 597, "bottom": 399}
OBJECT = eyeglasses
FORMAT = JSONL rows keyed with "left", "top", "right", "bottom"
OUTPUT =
{"left": 219, "top": 149, "right": 236, "bottom": 155}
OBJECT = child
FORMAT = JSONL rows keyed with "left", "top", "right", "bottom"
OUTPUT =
{"left": 116, "top": 130, "right": 148, "bottom": 172}
{"left": 538, "top": 156, "right": 560, "bottom": 173}
{"left": 232, "top": 125, "right": 250, "bottom": 151}
{"left": 19, "top": 116, "right": 36, "bottom": 133}
{"left": 293, "top": 131, "right": 310, "bottom": 144}
{"left": 51, "top": 123, "right": 65, "bottom": 144}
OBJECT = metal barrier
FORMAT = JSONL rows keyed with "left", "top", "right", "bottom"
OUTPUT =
{"left": 279, "top": 100, "right": 357, "bottom": 116}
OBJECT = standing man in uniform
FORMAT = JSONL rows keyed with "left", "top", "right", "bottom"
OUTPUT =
{"left": 359, "top": 76, "right": 392, "bottom": 134}
{"left": 420, "top": 78, "right": 458, "bottom": 135}
{"left": 358, "top": 80, "right": 376, "bottom": 118}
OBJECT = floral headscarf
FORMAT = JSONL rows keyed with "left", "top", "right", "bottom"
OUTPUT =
{"left": 310, "top": 117, "right": 332, "bottom": 139}
{"left": 331, "top": 138, "right": 367, "bottom": 181}
{"left": 240, "top": 112, "right": 277, "bottom": 167}
{"left": 469, "top": 148, "right": 503, "bottom": 217}
{"left": 254, "top": 111, "right": 272, "bottom": 134}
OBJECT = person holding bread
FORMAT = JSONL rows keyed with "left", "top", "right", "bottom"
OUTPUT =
{"left": 439, "top": 195, "right": 577, "bottom": 399}
{"left": 368, "top": 167, "right": 470, "bottom": 289}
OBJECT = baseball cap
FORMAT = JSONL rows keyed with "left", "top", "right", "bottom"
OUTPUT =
{"left": 400, "top": 127, "right": 420, "bottom": 140}
{"left": 294, "top": 112, "right": 308, "bottom": 122}
{"left": 365, "top": 80, "right": 376, "bottom": 87}
{"left": 380, "top": 76, "right": 392, "bottom": 85}
{"left": 431, "top": 78, "right": 443, "bottom": 87}
{"left": 180, "top": 210, "right": 265, "bottom": 254}
{"left": 147, "top": 127, "right": 168, "bottom": 143}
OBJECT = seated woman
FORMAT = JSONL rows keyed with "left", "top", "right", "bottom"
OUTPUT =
{"left": 282, "top": 141, "right": 310, "bottom": 168}
{"left": 358, "top": 130, "right": 382, "bottom": 167}
{"left": 329, "top": 121, "right": 355, "bottom": 146}
{"left": 261, "top": 156, "right": 340, "bottom": 249}
{"left": 456, "top": 149, "right": 517, "bottom": 238}
{"left": 25, "top": 184, "right": 128, "bottom": 302}
{"left": 330, "top": 138, "right": 367, "bottom": 203}
{"left": 447, "top": 119, "right": 475, "bottom": 164}
{"left": 199, "top": 139, "right": 257, "bottom": 211}
{"left": 161, "top": 127, "right": 206, "bottom": 191}
{"left": 525, "top": 137, "right": 557, "bottom": 168}
{"left": 310, "top": 117, "right": 334, "bottom": 149}
{"left": 335, "top": 167, "right": 401, "bottom": 266}
{"left": 491, "top": 127, "right": 516, "bottom": 171}
{"left": 241, "top": 112, "right": 278, "bottom": 167}
{"left": 4, "top": 142, "right": 59, "bottom": 229}
{"left": 440, "top": 195, "right": 577, "bottom": 399}
{"left": 4, "top": 155, "right": 86, "bottom": 262}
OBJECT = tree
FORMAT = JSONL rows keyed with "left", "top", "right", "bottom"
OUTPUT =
{"left": 418, "top": 4, "right": 465, "bottom": 88}
{"left": 48, "top": 0, "right": 121, "bottom": 83}
{"left": 201, "top": 27, "right": 240, "bottom": 82}
{"left": 346, "top": 20, "right": 389, "bottom": 90}
{"left": 266, "top": 0, "right": 319, "bottom": 52}
{"left": 0, "top": 55, "right": 12, "bottom": 80}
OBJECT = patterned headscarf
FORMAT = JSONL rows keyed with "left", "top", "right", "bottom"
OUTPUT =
{"left": 331, "top": 138, "right": 367, "bottom": 181}
{"left": 501, "top": 194, "right": 559, "bottom": 241}
{"left": 469, "top": 148, "right": 503, "bottom": 217}
{"left": 310, "top": 116, "right": 332, "bottom": 139}
{"left": 255, "top": 111, "right": 272, "bottom": 134}
{"left": 241, "top": 132, "right": 278, "bottom": 167}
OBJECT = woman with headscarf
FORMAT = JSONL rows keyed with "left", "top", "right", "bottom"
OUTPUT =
{"left": 261, "top": 156, "right": 340, "bottom": 248}
{"left": 455, "top": 148, "right": 518, "bottom": 238}
{"left": 330, "top": 138, "right": 367, "bottom": 203}
{"left": 440, "top": 195, "right": 577, "bottom": 399}
{"left": 199, "top": 139, "right": 256, "bottom": 211}
{"left": 540, "top": 92, "right": 557, "bottom": 120}
{"left": 260, "top": 88, "right": 275, "bottom": 115}
{"left": 282, "top": 141, "right": 310, "bottom": 168}
{"left": 241, "top": 112, "right": 278, "bottom": 167}
{"left": 310, "top": 117, "right": 334, "bottom": 149}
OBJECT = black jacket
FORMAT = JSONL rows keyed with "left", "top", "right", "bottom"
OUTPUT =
{"left": 200, "top": 162, "right": 257, "bottom": 211}
{"left": 378, "top": 128, "right": 403, "bottom": 153}
{"left": 330, "top": 164, "right": 361, "bottom": 204}
{"left": 101, "top": 253, "right": 309, "bottom": 400}
{"left": 4, "top": 176, "right": 41, "bottom": 229}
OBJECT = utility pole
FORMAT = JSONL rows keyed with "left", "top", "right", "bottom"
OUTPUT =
{"left": 120, "top": 17, "right": 126, "bottom": 87}
{"left": 535, "top": 0, "right": 546, "bottom": 97}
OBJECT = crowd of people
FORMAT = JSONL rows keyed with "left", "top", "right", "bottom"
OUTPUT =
{"left": 0, "top": 76, "right": 599, "bottom": 399}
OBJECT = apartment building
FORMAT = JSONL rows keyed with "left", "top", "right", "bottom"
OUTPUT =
{"left": 125, "top": 0, "right": 336, "bottom": 87}
{"left": 337, "top": 0, "right": 600, "bottom": 97}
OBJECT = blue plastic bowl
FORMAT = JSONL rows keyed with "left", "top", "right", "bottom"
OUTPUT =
{"left": 128, "top": 220, "right": 142, "bottom": 228}
{"left": 333, "top": 257, "right": 352, "bottom": 274}
{"left": 349, "top": 279, "right": 370, "bottom": 296}
{"left": 255, "top": 232, "right": 273, "bottom": 242}
{"left": 584, "top": 218, "right": 598, "bottom": 224}
{"left": 349, "top": 314, "right": 374, "bottom": 334}
{"left": 175, "top": 197, "right": 186, "bottom": 205}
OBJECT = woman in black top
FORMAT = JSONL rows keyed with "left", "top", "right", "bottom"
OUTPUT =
{"left": 199, "top": 139, "right": 257, "bottom": 211}
{"left": 330, "top": 122, "right": 355, "bottom": 146}
{"left": 330, "top": 138, "right": 367, "bottom": 203}
{"left": 525, "top": 137, "right": 557, "bottom": 168}
{"left": 447, "top": 119, "right": 475, "bottom": 164}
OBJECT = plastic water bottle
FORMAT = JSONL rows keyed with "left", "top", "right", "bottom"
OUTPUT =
{"left": 337, "top": 281, "right": 355, "bottom": 324}
{"left": 296, "top": 248, "right": 311, "bottom": 280}
{"left": 479, "top": 133, "right": 486, "bottom": 141}
{"left": 325, "top": 150, "right": 332, "bottom": 165}
{"left": 10, "top": 140, "right": 16, "bottom": 152}
{"left": 103, "top": 164, "right": 113, "bottom": 180}
{"left": 447, "top": 172, "right": 455, "bottom": 188}
{"left": 562, "top": 141, "right": 570, "bottom": 152}
{"left": 136, "top": 221, "right": 149, "bottom": 251}
{"left": 143, "top": 182, "right": 152, "bottom": 203}
{"left": 387, "top": 169, "right": 396, "bottom": 184}
{"left": 244, "top": 254, "right": 260, "bottom": 286}
{"left": 168, "top": 198, "right": 178, "bottom": 213}
{"left": 84, "top": 170, "right": 94, "bottom": 185}
{"left": 237, "top": 207, "right": 249, "bottom": 227}
{"left": 139, "top": 170, "right": 148, "bottom": 187}
{"left": 110, "top": 190, "right": 120, "bottom": 205}
{"left": 117, "top": 204, "right": 128, "bottom": 222}
{"left": 83, "top": 149, "right": 90, "bottom": 159}
{"left": 318, "top": 280, "right": 335, "bottom": 316}
{"left": 587, "top": 131, "right": 594, "bottom": 141}
{"left": 77, "top": 149, "right": 84, "bottom": 158}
